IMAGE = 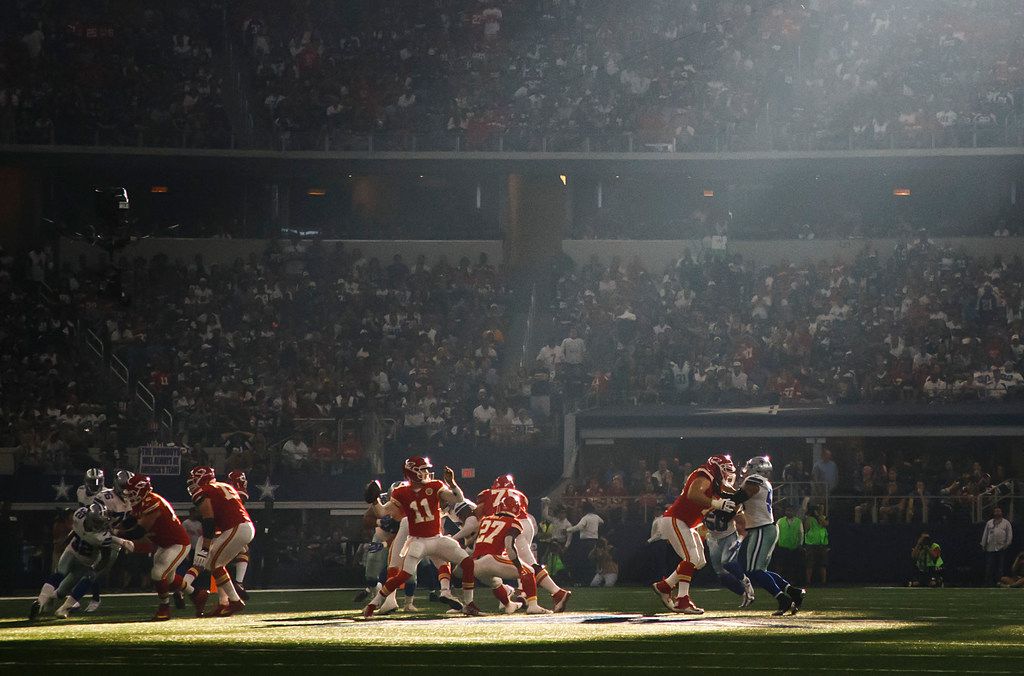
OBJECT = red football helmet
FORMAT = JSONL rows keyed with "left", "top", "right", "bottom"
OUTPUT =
{"left": 228, "top": 470, "right": 249, "bottom": 500}
{"left": 494, "top": 492, "right": 521, "bottom": 517}
{"left": 492, "top": 474, "right": 516, "bottom": 490}
{"left": 187, "top": 465, "right": 216, "bottom": 496}
{"left": 123, "top": 474, "right": 152, "bottom": 507}
{"left": 704, "top": 454, "right": 737, "bottom": 490}
{"left": 403, "top": 456, "right": 434, "bottom": 484}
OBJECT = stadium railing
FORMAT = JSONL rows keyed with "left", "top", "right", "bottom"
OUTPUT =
{"left": 6, "top": 115, "right": 1021, "bottom": 153}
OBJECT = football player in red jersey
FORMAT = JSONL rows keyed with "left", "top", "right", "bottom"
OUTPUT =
{"left": 651, "top": 454, "right": 737, "bottom": 614}
{"left": 179, "top": 466, "right": 255, "bottom": 617}
{"left": 477, "top": 474, "right": 571, "bottom": 612}
{"left": 122, "top": 475, "right": 192, "bottom": 620}
{"left": 464, "top": 493, "right": 549, "bottom": 614}
{"left": 226, "top": 471, "right": 251, "bottom": 601}
{"left": 363, "top": 456, "right": 477, "bottom": 618}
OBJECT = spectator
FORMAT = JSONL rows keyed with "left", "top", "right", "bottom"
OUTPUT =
{"left": 812, "top": 449, "right": 839, "bottom": 497}
{"left": 980, "top": 507, "right": 1013, "bottom": 586}
{"left": 282, "top": 432, "right": 310, "bottom": 469}
{"left": 803, "top": 504, "right": 829, "bottom": 586}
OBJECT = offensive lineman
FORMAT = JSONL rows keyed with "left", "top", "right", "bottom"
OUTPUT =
{"left": 730, "top": 456, "right": 806, "bottom": 616}
{"left": 179, "top": 466, "right": 255, "bottom": 617}
{"left": 121, "top": 474, "right": 192, "bottom": 620}
{"left": 651, "top": 454, "right": 737, "bottom": 614}
{"left": 703, "top": 506, "right": 755, "bottom": 607}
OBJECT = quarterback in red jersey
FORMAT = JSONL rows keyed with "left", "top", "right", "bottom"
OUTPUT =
{"left": 363, "top": 456, "right": 477, "bottom": 618}
{"left": 464, "top": 493, "right": 549, "bottom": 614}
{"left": 179, "top": 466, "right": 255, "bottom": 617}
{"left": 477, "top": 474, "right": 571, "bottom": 612}
{"left": 651, "top": 454, "right": 737, "bottom": 614}
{"left": 122, "top": 475, "right": 192, "bottom": 620}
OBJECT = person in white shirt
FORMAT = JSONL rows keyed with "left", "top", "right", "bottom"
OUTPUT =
{"left": 282, "top": 433, "right": 310, "bottom": 468}
{"left": 981, "top": 507, "right": 1013, "bottom": 585}
{"left": 561, "top": 328, "right": 586, "bottom": 366}
{"left": 566, "top": 502, "right": 604, "bottom": 584}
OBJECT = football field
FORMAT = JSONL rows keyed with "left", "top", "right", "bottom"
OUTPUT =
{"left": 1, "top": 587, "right": 1021, "bottom": 674}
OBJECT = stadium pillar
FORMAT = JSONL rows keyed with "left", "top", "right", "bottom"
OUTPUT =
{"left": 0, "top": 166, "right": 41, "bottom": 252}
{"left": 504, "top": 173, "right": 569, "bottom": 271}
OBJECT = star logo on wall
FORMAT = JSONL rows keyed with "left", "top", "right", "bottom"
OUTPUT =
{"left": 52, "top": 478, "right": 72, "bottom": 501}
{"left": 256, "top": 478, "right": 279, "bottom": 501}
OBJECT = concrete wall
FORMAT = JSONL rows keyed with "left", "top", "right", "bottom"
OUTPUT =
{"left": 59, "top": 237, "right": 505, "bottom": 269}
{"left": 562, "top": 237, "right": 1024, "bottom": 269}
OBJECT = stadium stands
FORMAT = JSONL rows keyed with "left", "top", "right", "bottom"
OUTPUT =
{"left": 3, "top": 0, "right": 1021, "bottom": 151}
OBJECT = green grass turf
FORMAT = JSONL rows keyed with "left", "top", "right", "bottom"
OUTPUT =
{"left": 1, "top": 586, "right": 1022, "bottom": 674}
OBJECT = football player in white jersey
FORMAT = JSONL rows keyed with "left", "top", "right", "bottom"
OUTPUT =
{"left": 730, "top": 456, "right": 805, "bottom": 616}
{"left": 703, "top": 507, "right": 755, "bottom": 607}
{"left": 29, "top": 503, "right": 134, "bottom": 620}
{"left": 71, "top": 469, "right": 131, "bottom": 612}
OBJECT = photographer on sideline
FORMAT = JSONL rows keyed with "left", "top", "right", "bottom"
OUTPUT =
{"left": 910, "top": 532, "right": 944, "bottom": 587}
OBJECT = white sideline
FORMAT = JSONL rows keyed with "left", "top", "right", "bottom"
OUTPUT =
{"left": 0, "top": 587, "right": 362, "bottom": 601}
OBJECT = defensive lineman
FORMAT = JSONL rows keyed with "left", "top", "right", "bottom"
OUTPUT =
{"left": 730, "top": 456, "right": 806, "bottom": 615}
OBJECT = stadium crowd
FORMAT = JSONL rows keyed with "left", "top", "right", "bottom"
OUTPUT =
{"left": 239, "top": 0, "right": 1024, "bottom": 151}
{"left": 540, "top": 236, "right": 1024, "bottom": 409}
{"left": 3, "top": 0, "right": 1022, "bottom": 151}
{"left": 0, "top": 0, "right": 230, "bottom": 147}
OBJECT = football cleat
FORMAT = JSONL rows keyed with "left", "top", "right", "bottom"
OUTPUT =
{"left": 208, "top": 604, "right": 231, "bottom": 618}
{"left": 462, "top": 601, "right": 483, "bottom": 616}
{"left": 227, "top": 599, "right": 245, "bottom": 615}
{"left": 787, "top": 586, "right": 806, "bottom": 615}
{"left": 504, "top": 600, "right": 523, "bottom": 615}
{"left": 551, "top": 589, "right": 572, "bottom": 613}
{"left": 672, "top": 595, "right": 704, "bottom": 615}
{"left": 437, "top": 591, "right": 464, "bottom": 612}
{"left": 85, "top": 599, "right": 101, "bottom": 613}
{"left": 235, "top": 583, "right": 250, "bottom": 602}
{"left": 362, "top": 602, "right": 378, "bottom": 619}
{"left": 153, "top": 604, "right": 171, "bottom": 621}
{"left": 651, "top": 581, "right": 675, "bottom": 611}
{"left": 28, "top": 601, "right": 41, "bottom": 622}
{"left": 190, "top": 588, "right": 210, "bottom": 617}
{"left": 353, "top": 588, "right": 370, "bottom": 603}
{"left": 741, "top": 577, "right": 756, "bottom": 608}
{"left": 54, "top": 603, "right": 72, "bottom": 619}
{"left": 403, "top": 600, "right": 419, "bottom": 612}
{"left": 772, "top": 595, "right": 794, "bottom": 616}
{"left": 173, "top": 591, "right": 186, "bottom": 610}
{"left": 378, "top": 594, "right": 400, "bottom": 614}
{"left": 526, "top": 604, "right": 552, "bottom": 615}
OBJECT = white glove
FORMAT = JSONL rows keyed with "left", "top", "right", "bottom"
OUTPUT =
{"left": 193, "top": 548, "right": 210, "bottom": 570}
{"left": 710, "top": 498, "right": 737, "bottom": 512}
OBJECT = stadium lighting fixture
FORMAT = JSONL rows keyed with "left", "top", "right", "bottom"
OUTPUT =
{"left": 306, "top": 188, "right": 327, "bottom": 197}
{"left": 893, "top": 187, "right": 911, "bottom": 197}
